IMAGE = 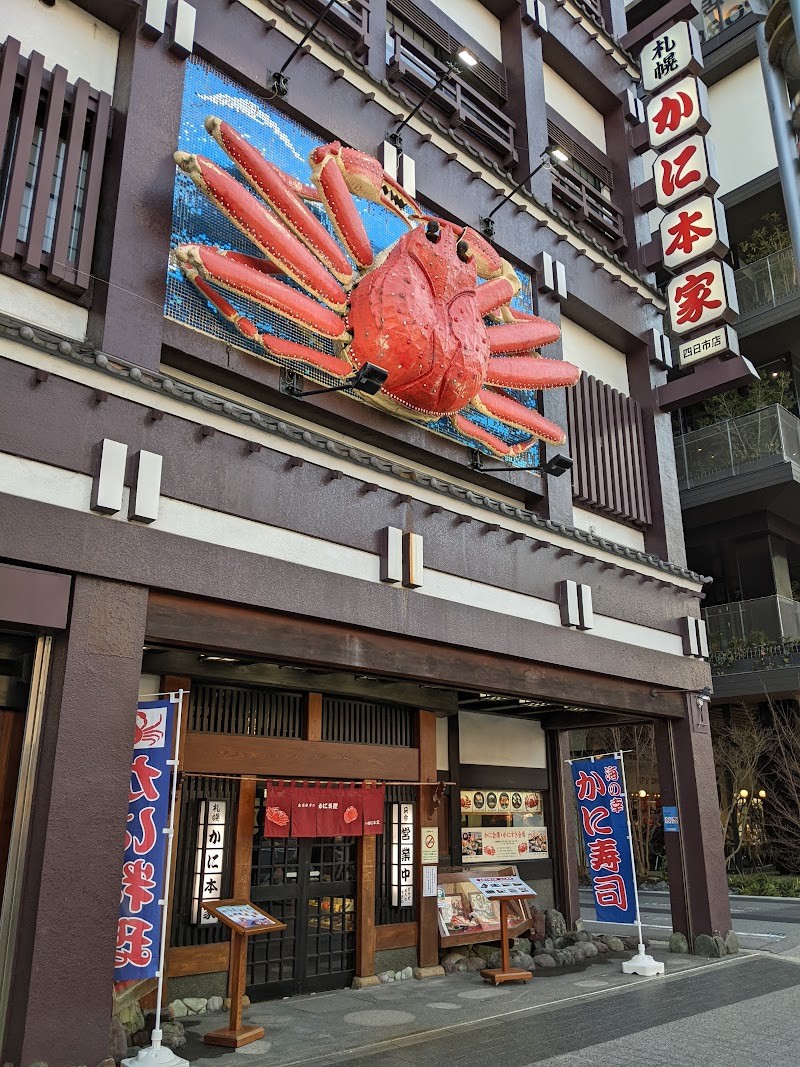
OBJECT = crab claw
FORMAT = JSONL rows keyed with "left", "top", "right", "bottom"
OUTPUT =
{"left": 308, "top": 142, "right": 421, "bottom": 269}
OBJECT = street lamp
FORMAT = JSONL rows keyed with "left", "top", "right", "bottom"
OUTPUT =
{"left": 267, "top": 0, "right": 351, "bottom": 98}
{"left": 739, "top": 789, "right": 749, "bottom": 799}
{"left": 387, "top": 48, "right": 478, "bottom": 150}
{"left": 638, "top": 789, "right": 648, "bottom": 798}
{"left": 480, "top": 146, "right": 570, "bottom": 239}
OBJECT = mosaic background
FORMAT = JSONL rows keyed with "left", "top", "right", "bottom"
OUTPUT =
{"left": 167, "top": 58, "right": 541, "bottom": 466}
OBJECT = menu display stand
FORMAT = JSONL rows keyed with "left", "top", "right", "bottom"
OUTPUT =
{"left": 466, "top": 875, "right": 538, "bottom": 986}
{"left": 200, "top": 900, "right": 287, "bottom": 1048}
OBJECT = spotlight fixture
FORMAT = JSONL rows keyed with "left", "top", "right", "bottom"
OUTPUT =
{"left": 198, "top": 653, "right": 242, "bottom": 665}
{"left": 281, "top": 361, "right": 389, "bottom": 398}
{"left": 638, "top": 789, "right": 648, "bottom": 798}
{"left": 480, "top": 146, "right": 570, "bottom": 239}
{"left": 386, "top": 48, "right": 478, "bottom": 150}
{"left": 470, "top": 451, "right": 573, "bottom": 477}
{"left": 267, "top": 0, "right": 351, "bottom": 97}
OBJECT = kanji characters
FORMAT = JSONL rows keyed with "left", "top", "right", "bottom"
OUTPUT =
{"left": 652, "top": 33, "right": 676, "bottom": 59}
{"left": 121, "top": 859, "right": 156, "bottom": 913}
{"left": 126, "top": 805, "right": 158, "bottom": 855}
{"left": 652, "top": 91, "right": 694, "bottom": 136}
{"left": 115, "top": 917, "right": 154, "bottom": 969}
{"left": 594, "top": 875, "right": 628, "bottom": 910}
{"left": 657, "top": 143, "right": 702, "bottom": 200}
{"left": 575, "top": 770, "right": 607, "bottom": 802}
{"left": 655, "top": 53, "right": 679, "bottom": 81}
{"left": 588, "top": 839, "right": 622, "bottom": 874}
{"left": 664, "top": 209, "right": 712, "bottom": 257}
{"left": 581, "top": 805, "right": 613, "bottom": 837}
{"left": 604, "top": 765, "right": 619, "bottom": 783}
{"left": 130, "top": 754, "right": 161, "bottom": 803}
{"left": 673, "top": 271, "right": 722, "bottom": 325}
{"left": 610, "top": 797, "right": 625, "bottom": 814}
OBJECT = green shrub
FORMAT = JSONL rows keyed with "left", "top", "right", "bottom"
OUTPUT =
{"left": 729, "top": 873, "right": 800, "bottom": 897}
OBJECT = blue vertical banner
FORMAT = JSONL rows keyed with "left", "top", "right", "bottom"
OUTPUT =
{"left": 114, "top": 699, "right": 177, "bottom": 981}
{"left": 571, "top": 755, "right": 638, "bottom": 925}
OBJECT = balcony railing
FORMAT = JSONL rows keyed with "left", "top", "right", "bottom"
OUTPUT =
{"left": 674, "top": 404, "right": 800, "bottom": 491}
{"left": 386, "top": 28, "right": 517, "bottom": 167}
{"left": 705, "top": 595, "right": 800, "bottom": 650}
{"left": 734, "top": 246, "right": 799, "bottom": 317}
{"left": 551, "top": 166, "right": 626, "bottom": 250}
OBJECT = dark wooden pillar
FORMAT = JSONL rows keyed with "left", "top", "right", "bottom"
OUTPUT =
{"left": 447, "top": 713, "right": 462, "bottom": 866}
{"left": 355, "top": 834, "right": 377, "bottom": 978}
{"left": 9, "top": 576, "right": 148, "bottom": 1067}
{"left": 654, "top": 701, "right": 732, "bottom": 942}
{"left": 416, "top": 710, "right": 439, "bottom": 969}
{"left": 546, "top": 729, "right": 581, "bottom": 927}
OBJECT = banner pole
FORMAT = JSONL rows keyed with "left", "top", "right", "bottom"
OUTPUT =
{"left": 617, "top": 750, "right": 665, "bottom": 978}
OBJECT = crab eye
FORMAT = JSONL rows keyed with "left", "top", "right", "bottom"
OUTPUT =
{"left": 426, "top": 220, "right": 441, "bottom": 243}
{"left": 457, "top": 240, "right": 470, "bottom": 262}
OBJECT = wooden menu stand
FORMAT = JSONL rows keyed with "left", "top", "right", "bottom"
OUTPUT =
{"left": 480, "top": 894, "right": 538, "bottom": 986}
{"left": 200, "top": 900, "right": 287, "bottom": 1048}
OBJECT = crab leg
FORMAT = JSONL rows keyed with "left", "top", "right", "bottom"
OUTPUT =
{"left": 452, "top": 414, "right": 539, "bottom": 459}
{"left": 488, "top": 322, "right": 561, "bottom": 355}
{"left": 472, "top": 388, "right": 567, "bottom": 445}
{"left": 485, "top": 356, "right": 580, "bottom": 390}
{"left": 477, "top": 277, "right": 517, "bottom": 317}
{"left": 176, "top": 245, "right": 349, "bottom": 341}
{"left": 309, "top": 144, "right": 376, "bottom": 269}
{"left": 205, "top": 118, "right": 355, "bottom": 285}
{"left": 174, "top": 152, "right": 348, "bottom": 312}
{"left": 187, "top": 273, "right": 354, "bottom": 379}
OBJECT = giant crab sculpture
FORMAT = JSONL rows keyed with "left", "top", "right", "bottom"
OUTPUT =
{"left": 173, "top": 118, "right": 580, "bottom": 459}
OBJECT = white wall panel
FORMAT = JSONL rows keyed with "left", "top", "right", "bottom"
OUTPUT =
{"left": 572, "top": 508, "right": 646, "bottom": 552}
{"left": 436, "top": 716, "right": 449, "bottom": 771}
{"left": 543, "top": 66, "right": 607, "bottom": 151}
{"left": 459, "top": 711, "right": 547, "bottom": 768}
{"left": 436, "top": 0, "right": 502, "bottom": 59}
{"left": 0, "top": 275, "right": 88, "bottom": 340}
{"left": 560, "top": 316, "right": 629, "bottom": 394}
{"left": 709, "top": 59, "right": 777, "bottom": 197}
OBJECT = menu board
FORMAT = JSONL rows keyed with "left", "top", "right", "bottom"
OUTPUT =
{"left": 461, "top": 826, "right": 548, "bottom": 862}
{"left": 437, "top": 886, "right": 522, "bottom": 935}
{"left": 468, "top": 874, "right": 536, "bottom": 899}
{"left": 460, "top": 789, "right": 541, "bottom": 814}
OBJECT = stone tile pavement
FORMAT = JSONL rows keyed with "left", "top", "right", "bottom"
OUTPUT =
{"left": 178, "top": 950, "right": 800, "bottom": 1067}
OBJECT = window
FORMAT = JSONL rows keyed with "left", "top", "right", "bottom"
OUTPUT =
{"left": 699, "top": 1, "right": 752, "bottom": 41}
{"left": 0, "top": 36, "right": 110, "bottom": 294}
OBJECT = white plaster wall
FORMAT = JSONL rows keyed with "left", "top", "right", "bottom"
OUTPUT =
{"left": 572, "top": 507, "right": 646, "bottom": 552}
{"left": 459, "top": 712, "right": 546, "bottom": 768}
{"left": 435, "top": 0, "right": 502, "bottom": 60}
{"left": 4, "top": 0, "right": 120, "bottom": 96}
{"left": 139, "top": 674, "right": 162, "bottom": 701}
{"left": 543, "top": 66, "right": 607, "bottom": 152}
{"left": 436, "top": 716, "right": 449, "bottom": 771}
{"left": 560, "top": 316, "right": 629, "bottom": 394}
{"left": 0, "top": 275, "right": 88, "bottom": 340}
{"left": 709, "top": 59, "right": 777, "bottom": 197}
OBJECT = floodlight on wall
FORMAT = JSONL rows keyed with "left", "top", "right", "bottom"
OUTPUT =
{"left": 281, "top": 361, "right": 389, "bottom": 398}
{"left": 386, "top": 48, "right": 478, "bottom": 150}
{"left": 480, "top": 147, "right": 570, "bottom": 239}
{"left": 470, "top": 450, "right": 573, "bottom": 476}
{"left": 267, "top": 0, "right": 350, "bottom": 97}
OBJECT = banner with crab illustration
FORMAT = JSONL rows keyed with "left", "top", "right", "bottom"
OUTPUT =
{"left": 114, "top": 699, "right": 177, "bottom": 982}
{"left": 167, "top": 59, "right": 579, "bottom": 467}
{"left": 264, "top": 782, "right": 385, "bottom": 838}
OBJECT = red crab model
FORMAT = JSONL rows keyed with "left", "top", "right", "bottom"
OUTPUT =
{"left": 173, "top": 118, "right": 580, "bottom": 458}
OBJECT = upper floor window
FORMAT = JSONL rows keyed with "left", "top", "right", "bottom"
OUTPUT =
{"left": 699, "top": 0, "right": 752, "bottom": 41}
{"left": 0, "top": 36, "right": 110, "bottom": 295}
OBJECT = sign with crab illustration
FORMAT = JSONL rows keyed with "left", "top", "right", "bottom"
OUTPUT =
{"left": 167, "top": 60, "right": 579, "bottom": 465}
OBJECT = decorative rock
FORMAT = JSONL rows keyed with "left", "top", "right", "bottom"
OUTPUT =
{"left": 510, "top": 952, "right": 535, "bottom": 971}
{"left": 97, "top": 1058, "right": 116, "bottom": 1067}
{"left": 378, "top": 970, "right": 395, "bottom": 983}
{"left": 604, "top": 936, "right": 625, "bottom": 952}
{"left": 693, "top": 933, "right": 718, "bottom": 957}
{"left": 543, "top": 937, "right": 554, "bottom": 952}
{"left": 582, "top": 942, "right": 598, "bottom": 958}
{"left": 242, "top": 995, "right": 251, "bottom": 1007}
{"left": 183, "top": 997, "right": 207, "bottom": 1015}
{"left": 352, "top": 975, "right": 380, "bottom": 989}
{"left": 592, "top": 939, "right": 609, "bottom": 953}
{"left": 554, "top": 935, "right": 570, "bottom": 949}
{"left": 109, "top": 1018, "right": 128, "bottom": 1063}
{"left": 206, "top": 995, "right": 223, "bottom": 1012}
{"left": 472, "top": 944, "right": 497, "bottom": 961}
{"left": 465, "top": 956, "right": 485, "bottom": 972}
{"left": 530, "top": 906, "right": 546, "bottom": 943}
{"left": 118, "top": 1003, "right": 145, "bottom": 1037}
{"left": 133, "top": 1031, "right": 151, "bottom": 1048}
{"left": 413, "top": 965, "right": 445, "bottom": 979}
{"left": 551, "top": 949, "right": 569, "bottom": 966}
{"left": 544, "top": 909, "right": 567, "bottom": 940}
{"left": 622, "top": 936, "right": 640, "bottom": 951}
{"left": 169, "top": 1000, "right": 188, "bottom": 1019}
{"left": 441, "top": 952, "right": 468, "bottom": 975}
{"left": 534, "top": 953, "right": 555, "bottom": 968}
{"left": 713, "top": 935, "right": 728, "bottom": 958}
{"left": 485, "top": 951, "right": 503, "bottom": 969}
{"left": 725, "top": 931, "right": 739, "bottom": 955}
{"left": 126, "top": 1048, "right": 138, "bottom": 1060}
{"left": 145, "top": 1007, "right": 174, "bottom": 1030}
{"left": 669, "top": 932, "right": 689, "bottom": 954}
{"left": 575, "top": 930, "right": 592, "bottom": 942}
{"left": 160, "top": 1022, "right": 186, "bottom": 1050}
{"left": 570, "top": 945, "right": 586, "bottom": 961}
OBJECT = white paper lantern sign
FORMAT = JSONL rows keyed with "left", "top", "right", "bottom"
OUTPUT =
{"left": 659, "top": 194, "right": 729, "bottom": 272}
{"left": 667, "top": 260, "right": 739, "bottom": 336}
{"left": 653, "top": 134, "right": 719, "bottom": 209}
{"left": 640, "top": 22, "right": 703, "bottom": 94}
{"left": 646, "top": 76, "right": 711, "bottom": 150}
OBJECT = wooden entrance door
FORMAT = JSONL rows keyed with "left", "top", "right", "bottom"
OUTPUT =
{"left": 247, "top": 792, "right": 357, "bottom": 998}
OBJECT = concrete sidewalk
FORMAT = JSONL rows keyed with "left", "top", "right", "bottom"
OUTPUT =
{"left": 177, "top": 948, "right": 747, "bottom": 1067}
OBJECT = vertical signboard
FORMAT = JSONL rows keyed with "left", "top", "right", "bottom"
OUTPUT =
{"left": 391, "top": 801, "right": 415, "bottom": 907}
{"left": 115, "top": 699, "right": 177, "bottom": 981}
{"left": 571, "top": 756, "right": 637, "bottom": 925}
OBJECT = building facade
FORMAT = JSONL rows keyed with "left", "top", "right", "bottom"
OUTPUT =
{"left": 0, "top": 1, "right": 731, "bottom": 1063}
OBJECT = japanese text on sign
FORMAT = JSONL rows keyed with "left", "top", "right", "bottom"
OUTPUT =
{"left": 115, "top": 699, "right": 177, "bottom": 981}
{"left": 571, "top": 756, "right": 637, "bottom": 925}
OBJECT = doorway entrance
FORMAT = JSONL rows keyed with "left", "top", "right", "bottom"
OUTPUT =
{"left": 247, "top": 790, "right": 357, "bottom": 998}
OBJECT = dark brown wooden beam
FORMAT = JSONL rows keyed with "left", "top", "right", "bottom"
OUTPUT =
{"left": 375, "top": 923, "right": 418, "bottom": 950}
{"left": 417, "top": 711, "right": 439, "bottom": 969}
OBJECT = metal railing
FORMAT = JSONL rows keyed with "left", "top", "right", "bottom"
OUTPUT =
{"left": 551, "top": 167, "right": 626, "bottom": 250}
{"left": 735, "top": 246, "right": 799, "bottom": 316}
{"left": 705, "top": 595, "right": 800, "bottom": 650}
{"left": 674, "top": 404, "right": 800, "bottom": 490}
